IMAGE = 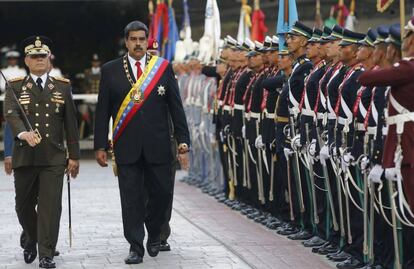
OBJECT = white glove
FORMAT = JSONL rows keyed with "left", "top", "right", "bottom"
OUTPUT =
{"left": 385, "top": 168, "right": 401, "bottom": 182}
{"left": 341, "top": 152, "right": 354, "bottom": 171}
{"left": 219, "top": 131, "right": 225, "bottom": 143}
{"left": 368, "top": 164, "right": 383, "bottom": 183}
{"left": 242, "top": 125, "right": 246, "bottom": 139}
{"left": 361, "top": 156, "right": 370, "bottom": 171}
{"left": 284, "top": 148, "right": 294, "bottom": 160}
{"left": 255, "top": 135, "right": 264, "bottom": 149}
{"left": 319, "top": 145, "right": 330, "bottom": 161}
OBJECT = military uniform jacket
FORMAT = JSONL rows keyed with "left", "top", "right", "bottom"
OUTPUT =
{"left": 83, "top": 68, "right": 101, "bottom": 94}
{"left": 94, "top": 54, "right": 190, "bottom": 165}
{"left": 231, "top": 68, "right": 253, "bottom": 138}
{"left": 245, "top": 69, "right": 266, "bottom": 144}
{"left": 358, "top": 58, "right": 414, "bottom": 167}
{"left": 288, "top": 55, "right": 313, "bottom": 114}
{"left": 261, "top": 71, "right": 283, "bottom": 145}
{"left": 4, "top": 75, "right": 80, "bottom": 168}
{"left": 275, "top": 77, "right": 290, "bottom": 155}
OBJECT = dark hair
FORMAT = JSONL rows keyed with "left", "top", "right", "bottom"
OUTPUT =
{"left": 124, "top": 21, "right": 149, "bottom": 39}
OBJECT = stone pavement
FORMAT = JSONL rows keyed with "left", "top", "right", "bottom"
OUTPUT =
{"left": 0, "top": 160, "right": 335, "bottom": 269}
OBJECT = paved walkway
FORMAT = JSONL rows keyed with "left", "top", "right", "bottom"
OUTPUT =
{"left": 0, "top": 160, "right": 335, "bottom": 269}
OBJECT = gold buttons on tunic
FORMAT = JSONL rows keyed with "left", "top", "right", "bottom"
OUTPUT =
{"left": 35, "top": 103, "right": 39, "bottom": 107}
{"left": 35, "top": 113, "right": 39, "bottom": 116}
{"left": 45, "top": 123, "right": 49, "bottom": 127}
{"left": 45, "top": 134, "right": 49, "bottom": 137}
{"left": 35, "top": 123, "right": 39, "bottom": 127}
{"left": 46, "top": 113, "right": 49, "bottom": 117}
{"left": 46, "top": 104, "right": 49, "bottom": 107}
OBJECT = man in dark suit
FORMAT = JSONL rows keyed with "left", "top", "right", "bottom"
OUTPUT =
{"left": 94, "top": 21, "right": 190, "bottom": 265}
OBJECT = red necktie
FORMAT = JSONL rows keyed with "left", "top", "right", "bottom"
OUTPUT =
{"left": 135, "top": 61, "right": 142, "bottom": 80}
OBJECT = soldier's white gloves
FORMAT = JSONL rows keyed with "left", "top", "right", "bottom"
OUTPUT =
{"left": 319, "top": 145, "right": 330, "bottom": 162}
{"left": 368, "top": 164, "right": 383, "bottom": 183}
{"left": 242, "top": 125, "right": 246, "bottom": 139}
{"left": 385, "top": 168, "right": 401, "bottom": 182}
{"left": 255, "top": 135, "right": 264, "bottom": 149}
{"left": 361, "top": 156, "right": 370, "bottom": 171}
{"left": 284, "top": 148, "right": 294, "bottom": 160}
{"left": 341, "top": 152, "right": 354, "bottom": 171}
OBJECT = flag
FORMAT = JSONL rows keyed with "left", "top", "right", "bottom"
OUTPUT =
{"left": 276, "top": 0, "right": 298, "bottom": 50}
{"left": 199, "top": 0, "right": 221, "bottom": 63}
{"left": 344, "top": 0, "right": 356, "bottom": 31}
{"left": 180, "top": 0, "right": 192, "bottom": 40}
{"left": 154, "top": 1, "right": 169, "bottom": 55}
{"left": 148, "top": 0, "right": 156, "bottom": 40}
{"left": 251, "top": 2, "right": 268, "bottom": 42}
{"left": 165, "top": 4, "right": 179, "bottom": 61}
{"left": 377, "top": 0, "right": 395, "bottom": 12}
{"left": 237, "top": 0, "right": 252, "bottom": 43}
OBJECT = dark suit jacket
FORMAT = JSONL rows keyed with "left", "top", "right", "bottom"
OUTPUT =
{"left": 94, "top": 54, "right": 190, "bottom": 165}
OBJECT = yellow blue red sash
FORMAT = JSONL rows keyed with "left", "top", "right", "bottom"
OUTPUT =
{"left": 113, "top": 55, "right": 169, "bottom": 142}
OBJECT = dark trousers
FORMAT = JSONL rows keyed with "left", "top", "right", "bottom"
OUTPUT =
{"left": 14, "top": 165, "right": 65, "bottom": 259}
{"left": 117, "top": 158, "right": 173, "bottom": 257}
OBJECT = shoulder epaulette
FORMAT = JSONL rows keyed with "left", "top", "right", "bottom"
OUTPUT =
{"left": 8, "top": 76, "right": 25, "bottom": 83}
{"left": 355, "top": 66, "right": 363, "bottom": 71}
{"left": 52, "top": 76, "right": 70, "bottom": 83}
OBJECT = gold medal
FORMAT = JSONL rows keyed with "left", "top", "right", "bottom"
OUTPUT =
{"left": 130, "top": 89, "right": 142, "bottom": 103}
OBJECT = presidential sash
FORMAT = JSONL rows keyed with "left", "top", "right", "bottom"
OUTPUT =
{"left": 113, "top": 55, "right": 169, "bottom": 142}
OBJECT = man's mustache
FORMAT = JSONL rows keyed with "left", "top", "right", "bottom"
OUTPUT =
{"left": 134, "top": 46, "right": 143, "bottom": 51}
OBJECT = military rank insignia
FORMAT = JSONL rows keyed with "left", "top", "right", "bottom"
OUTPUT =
{"left": 51, "top": 91, "right": 65, "bottom": 113}
{"left": 157, "top": 85, "right": 166, "bottom": 96}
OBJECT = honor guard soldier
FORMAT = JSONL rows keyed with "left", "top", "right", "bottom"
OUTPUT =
{"left": 4, "top": 35, "right": 80, "bottom": 268}
{"left": 286, "top": 21, "right": 314, "bottom": 241}
{"left": 334, "top": 29, "right": 366, "bottom": 269}
{"left": 0, "top": 50, "right": 27, "bottom": 93}
{"left": 359, "top": 18, "right": 414, "bottom": 269}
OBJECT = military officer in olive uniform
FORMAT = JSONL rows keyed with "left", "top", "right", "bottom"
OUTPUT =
{"left": 4, "top": 36, "right": 80, "bottom": 269}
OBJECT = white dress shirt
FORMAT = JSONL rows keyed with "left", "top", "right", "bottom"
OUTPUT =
{"left": 128, "top": 53, "right": 146, "bottom": 81}
{"left": 30, "top": 73, "right": 48, "bottom": 89}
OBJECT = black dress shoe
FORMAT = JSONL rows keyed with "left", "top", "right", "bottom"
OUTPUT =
{"left": 336, "top": 257, "right": 365, "bottom": 269}
{"left": 124, "top": 251, "right": 143, "bottom": 264}
{"left": 287, "top": 230, "right": 313, "bottom": 240}
{"left": 146, "top": 238, "right": 161, "bottom": 257}
{"left": 159, "top": 240, "right": 171, "bottom": 251}
{"left": 20, "top": 231, "right": 26, "bottom": 249}
{"left": 317, "top": 243, "right": 339, "bottom": 255}
{"left": 276, "top": 225, "right": 300, "bottom": 236}
{"left": 39, "top": 257, "right": 56, "bottom": 268}
{"left": 312, "top": 242, "right": 329, "bottom": 253}
{"left": 329, "top": 251, "right": 352, "bottom": 262}
{"left": 54, "top": 250, "right": 60, "bottom": 256}
{"left": 302, "top": 236, "right": 326, "bottom": 247}
{"left": 23, "top": 246, "right": 37, "bottom": 264}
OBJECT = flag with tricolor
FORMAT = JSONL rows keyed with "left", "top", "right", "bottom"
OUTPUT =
{"left": 237, "top": 0, "right": 252, "bottom": 43}
{"left": 164, "top": 1, "right": 179, "bottom": 61}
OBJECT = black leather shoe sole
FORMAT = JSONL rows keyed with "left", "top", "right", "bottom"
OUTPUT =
{"left": 124, "top": 252, "right": 143, "bottom": 264}
{"left": 147, "top": 241, "right": 161, "bottom": 257}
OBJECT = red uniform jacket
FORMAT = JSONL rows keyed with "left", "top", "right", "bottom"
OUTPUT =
{"left": 358, "top": 58, "right": 414, "bottom": 167}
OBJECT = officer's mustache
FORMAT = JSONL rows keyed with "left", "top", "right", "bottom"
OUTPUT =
{"left": 134, "top": 46, "right": 143, "bottom": 51}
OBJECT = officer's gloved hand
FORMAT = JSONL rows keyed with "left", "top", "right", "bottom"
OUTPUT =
{"left": 284, "top": 148, "right": 294, "bottom": 160}
{"left": 341, "top": 152, "right": 354, "bottom": 171}
{"left": 242, "top": 125, "right": 246, "bottom": 139}
{"left": 368, "top": 164, "right": 384, "bottom": 183}
{"left": 360, "top": 156, "right": 370, "bottom": 171}
{"left": 255, "top": 135, "right": 264, "bottom": 149}
{"left": 319, "top": 145, "right": 330, "bottom": 162}
{"left": 385, "top": 167, "right": 401, "bottom": 182}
